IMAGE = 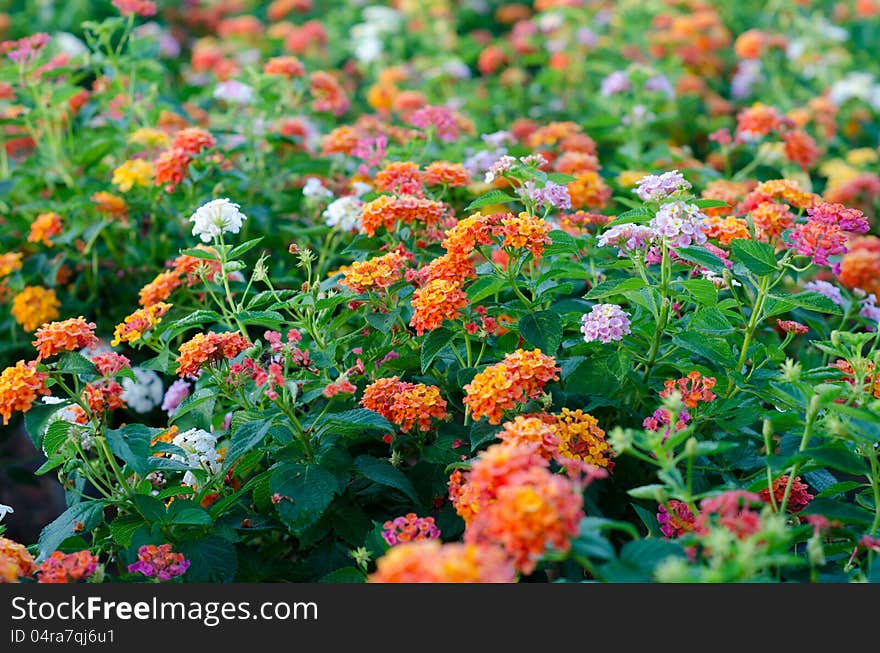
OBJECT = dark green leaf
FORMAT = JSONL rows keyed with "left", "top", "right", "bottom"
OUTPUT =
{"left": 730, "top": 239, "right": 779, "bottom": 276}
{"left": 37, "top": 500, "right": 104, "bottom": 560}
{"left": 421, "top": 327, "right": 456, "bottom": 372}
{"left": 105, "top": 424, "right": 164, "bottom": 476}
{"left": 270, "top": 463, "right": 339, "bottom": 533}
{"left": 354, "top": 455, "right": 419, "bottom": 503}
{"left": 518, "top": 310, "right": 563, "bottom": 354}
{"left": 464, "top": 190, "right": 516, "bottom": 212}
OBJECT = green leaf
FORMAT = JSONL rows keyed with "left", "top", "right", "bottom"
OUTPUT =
{"left": 164, "top": 310, "right": 224, "bottom": 340}
{"left": 785, "top": 292, "right": 843, "bottom": 315}
{"left": 105, "top": 424, "right": 164, "bottom": 476}
{"left": 37, "top": 500, "right": 104, "bottom": 560}
{"left": 421, "top": 327, "right": 456, "bottom": 372}
{"left": 609, "top": 207, "right": 652, "bottom": 225}
{"left": 586, "top": 277, "right": 646, "bottom": 300}
{"left": 672, "top": 332, "right": 735, "bottom": 367}
{"left": 518, "top": 310, "right": 563, "bottom": 354}
{"left": 315, "top": 409, "right": 394, "bottom": 439}
{"left": 57, "top": 352, "right": 96, "bottom": 375}
{"left": 24, "top": 400, "right": 66, "bottom": 450}
{"left": 678, "top": 278, "right": 718, "bottom": 306}
{"left": 228, "top": 237, "right": 264, "bottom": 260}
{"left": 171, "top": 387, "right": 216, "bottom": 430}
{"left": 467, "top": 276, "right": 507, "bottom": 303}
{"left": 470, "top": 420, "right": 502, "bottom": 452}
{"left": 730, "top": 238, "right": 779, "bottom": 276}
{"left": 354, "top": 455, "right": 419, "bottom": 503}
{"left": 132, "top": 494, "right": 167, "bottom": 523}
{"left": 109, "top": 514, "right": 145, "bottom": 547}
{"left": 675, "top": 246, "right": 727, "bottom": 273}
{"left": 800, "top": 498, "right": 874, "bottom": 524}
{"left": 178, "top": 247, "right": 218, "bottom": 261}
{"left": 619, "top": 539, "right": 687, "bottom": 573}
{"left": 689, "top": 307, "right": 735, "bottom": 335}
{"left": 319, "top": 567, "right": 366, "bottom": 583}
{"left": 464, "top": 190, "right": 516, "bottom": 212}
{"left": 167, "top": 500, "right": 213, "bottom": 526}
{"left": 42, "top": 420, "right": 71, "bottom": 456}
{"left": 270, "top": 463, "right": 339, "bottom": 533}
{"left": 694, "top": 198, "right": 730, "bottom": 209}
{"left": 799, "top": 446, "right": 868, "bottom": 476}
{"left": 546, "top": 172, "right": 578, "bottom": 184}
{"left": 223, "top": 418, "right": 272, "bottom": 471}
{"left": 177, "top": 536, "right": 237, "bottom": 582}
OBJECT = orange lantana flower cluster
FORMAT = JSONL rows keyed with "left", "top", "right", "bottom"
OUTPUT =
{"left": 176, "top": 331, "right": 250, "bottom": 378}
{"left": 338, "top": 250, "right": 409, "bottom": 294}
{"left": 368, "top": 540, "right": 515, "bottom": 583}
{"left": 32, "top": 316, "right": 97, "bottom": 360}
{"left": 703, "top": 215, "right": 750, "bottom": 245}
{"left": 463, "top": 349, "right": 559, "bottom": 424}
{"left": 659, "top": 371, "right": 717, "bottom": 408}
{"left": 552, "top": 408, "right": 613, "bottom": 469}
{"left": 498, "top": 212, "right": 552, "bottom": 262}
{"left": 360, "top": 376, "right": 448, "bottom": 433}
{"left": 360, "top": 195, "right": 447, "bottom": 237}
{"left": 0, "top": 537, "right": 36, "bottom": 583}
{"left": 36, "top": 550, "right": 99, "bottom": 584}
{"left": 11, "top": 285, "right": 60, "bottom": 332}
{"left": 111, "top": 302, "right": 171, "bottom": 346}
{"left": 27, "top": 211, "right": 62, "bottom": 247}
{"left": 838, "top": 236, "right": 880, "bottom": 297}
{"left": 409, "top": 278, "right": 469, "bottom": 335}
{"left": 739, "top": 178, "right": 819, "bottom": 214}
{"left": 0, "top": 360, "right": 49, "bottom": 424}
{"left": 447, "top": 438, "right": 587, "bottom": 574}
{"left": 464, "top": 466, "right": 584, "bottom": 574}
{"left": 423, "top": 161, "right": 470, "bottom": 187}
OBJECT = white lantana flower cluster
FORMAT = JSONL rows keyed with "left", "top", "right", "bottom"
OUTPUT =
{"left": 189, "top": 198, "right": 248, "bottom": 243}
{"left": 121, "top": 368, "right": 164, "bottom": 414}
{"left": 171, "top": 428, "right": 222, "bottom": 489}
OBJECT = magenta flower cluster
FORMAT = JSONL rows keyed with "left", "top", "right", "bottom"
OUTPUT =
{"left": 787, "top": 202, "right": 869, "bottom": 267}
{"left": 580, "top": 303, "right": 632, "bottom": 344}
{"left": 381, "top": 514, "right": 441, "bottom": 547}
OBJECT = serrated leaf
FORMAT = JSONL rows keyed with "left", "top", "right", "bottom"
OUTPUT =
{"left": 672, "top": 332, "right": 735, "bottom": 367}
{"left": 37, "top": 500, "right": 104, "bottom": 561}
{"left": 42, "top": 420, "right": 71, "bottom": 456}
{"left": 177, "top": 536, "right": 237, "bottom": 582}
{"left": 730, "top": 238, "right": 779, "bottom": 276}
{"left": 518, "top": 310, "right": 563, "bottom": 354}
{"left": 271, "top": 463, "right": 339, "bottom": 533}
{"left": 464, "top": 190, "right": 516, "bottom": 212}
{"left": 315, "top": 409, "right": 394, "bottom": 439}
{"left": 109, "top": 514, "right": 145, "bottom": 547}
{"left": 586, "top": 277, "right": 646, "bottom": 300}
{"left": 421, "top": 327, "right": 456, "bottom": 372}
{"left": 167, "top": 500, "right": 213, "bottom": 526}
{"left": 675, "top": 246, "right": 727, "bottom": 273}
{"left": 57, "top": 352, "right": 96, "bottom": 375}
{"left": 223, "top": 418, "right": 272, "bottom": 471}
{"left": 105, "top": 424, "right": 164, "bottom": 476}
{"left": 678, "top": 278, "right": 718, "bottom": 306}
{"left": 354, "top": 455, "right": 419, "bottom": 503}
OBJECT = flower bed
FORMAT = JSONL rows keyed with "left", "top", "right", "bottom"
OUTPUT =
{"left": 0, "top": 0, "right": 879, "bottom": 583}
